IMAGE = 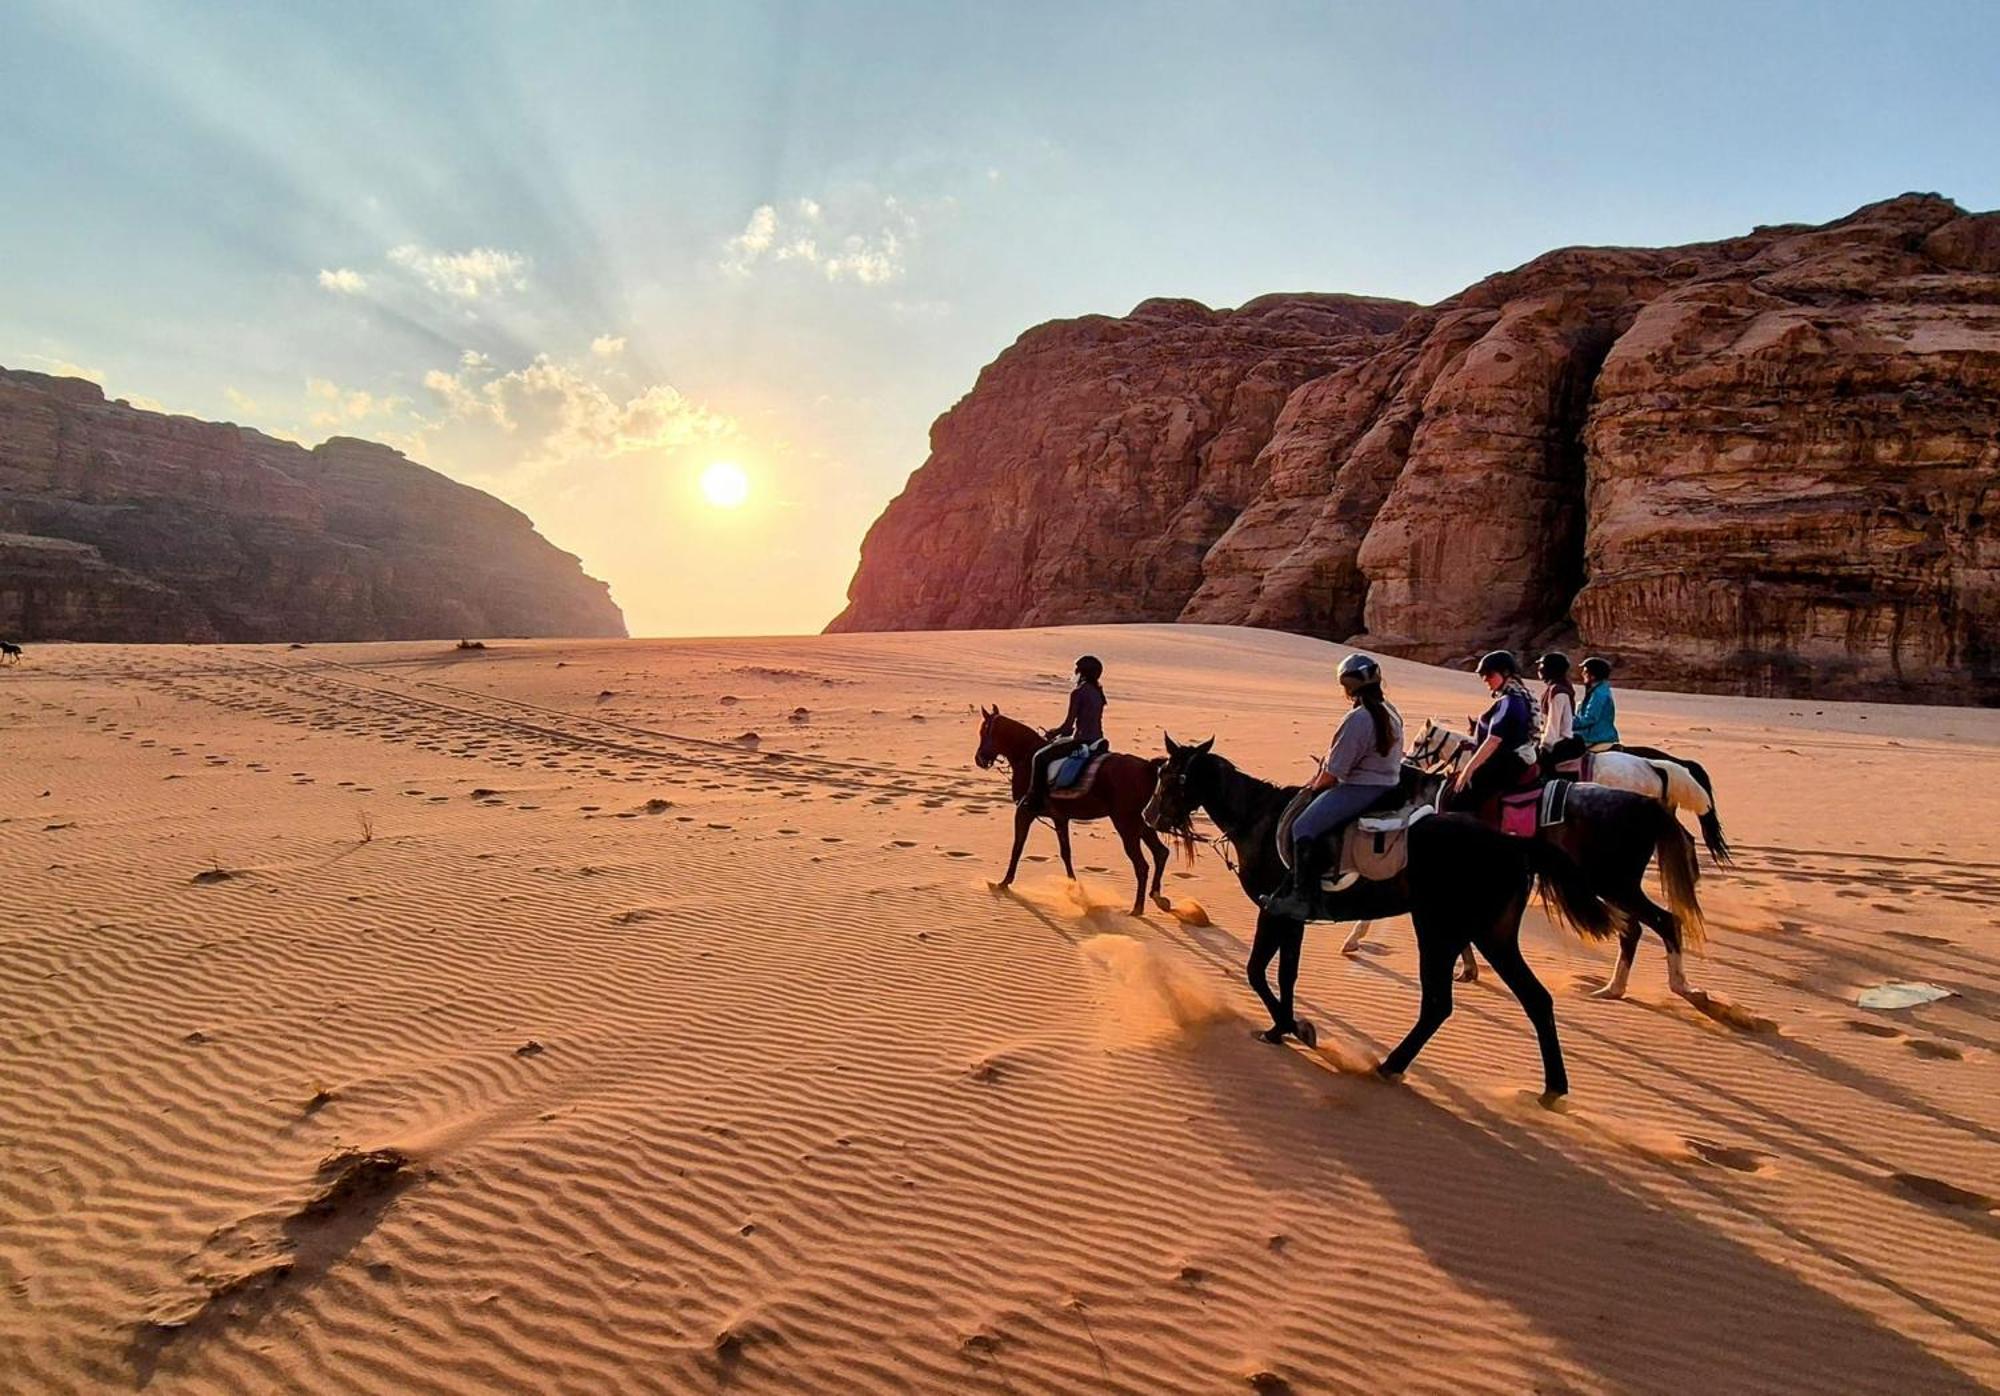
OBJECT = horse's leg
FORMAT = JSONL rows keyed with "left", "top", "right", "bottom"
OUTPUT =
{"left": 1457, "top": 946, "right": 1480, "bottom": 983}
{"left": 1116, "top": 820, "right": 1148, "bottom": 916}
{"left": 1339, "top": 920, "right": 1371, "bottom": 955}
{"left": 1626, "top": 889, "right": 1694, "bottom": 999}
{"left": 1246, "top": 909, "right": 1299, "bottom": 1037}
{"left": 1054, "top": 817, "right": 1076, "bottom": 880}
{"left": 1380, "top": 928, "right": 1463, "bottom": 1079}
{"left": 1141, "top": 825, "right": 1170, "bottom": 907}
{"left": 1589, "top": 910, "right": 1642, "bottom": 1000}
{"left": 1473, "top": 919, "right": 1568, "bottom": 1100}
{"left": 996, "top": 804, "right": 1035, "bottom": 888}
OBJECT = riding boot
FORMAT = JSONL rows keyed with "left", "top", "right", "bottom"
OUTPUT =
{"left": 1261, "top": 837, "right": 1327, "bottom": 921}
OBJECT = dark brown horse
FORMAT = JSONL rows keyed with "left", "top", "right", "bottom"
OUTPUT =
{"left": 975, "top": 707, "right": 1170, "bottom": 916}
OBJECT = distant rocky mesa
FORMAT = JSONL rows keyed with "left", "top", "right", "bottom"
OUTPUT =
{"left": 0, "top": 369, "right": 625, "bottom": 642}
{"left": 831, "top": 195, "right": 2000, "bottom": 703}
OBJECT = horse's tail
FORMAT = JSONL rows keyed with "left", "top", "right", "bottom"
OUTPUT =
{"left": 1649, "top": 759, "right": 1711, "bottom": 818}
{"left": 1524, "top": 841, "right": 1616, "bottom": 942}
{"left": 1677, "top": 758, "right": 1732, "bottom": 866}
{"left": 1655, "top": 810, "right": 1708, "bottom": 947}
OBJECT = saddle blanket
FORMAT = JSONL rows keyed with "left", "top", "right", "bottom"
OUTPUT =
{"left": 1498, "top": 779, "right": 1572, "bottom": 838}
{"left": 1047, "top": 740, "right": 1112, "bottom": 800}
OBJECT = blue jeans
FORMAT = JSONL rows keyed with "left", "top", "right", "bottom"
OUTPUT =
{"left": 1293, "top": 782, "right": 1392, "bottom": 845}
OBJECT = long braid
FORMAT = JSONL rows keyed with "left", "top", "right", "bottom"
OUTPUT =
{"left": 1355, "top": 680, "right": 1395, "bottom": 756}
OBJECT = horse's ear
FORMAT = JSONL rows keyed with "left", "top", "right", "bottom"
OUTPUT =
{"left": 1194, "top": 736, "right": 1215, "bottom": 755}
{"left": 1163, "top": 731, "right": 1180, "bottom": 756}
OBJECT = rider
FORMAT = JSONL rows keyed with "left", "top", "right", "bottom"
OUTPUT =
{"left": 1572, "top": 655, "right": 1621, "bottom": 752}
{"left": 1261, "top": 653, "right": 1404, "bottom": 919}
{"left": 1538, "top": 651, "right": 1578, "bottom": 758}
{"left": 1021, "top": 655, "right": 1107, "bottom": 815}
{"left": 1451, "top": 650, "right": 1541, "bottom": 811}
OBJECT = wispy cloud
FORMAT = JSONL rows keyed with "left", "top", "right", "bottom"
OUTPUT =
{"left": 305, "top": 376, "right": 407, "bottom": 429}
{"left": 317, "top": 267, "right": 368, "bottom": 295}
{"left": 590, "top": 334, "right": 626, "bottom": 358}
{"left": 721, "top": 191, "right": 919, "bottom": 285}
{"left": 386, "top": 244, "right": 529, "bottom": 300}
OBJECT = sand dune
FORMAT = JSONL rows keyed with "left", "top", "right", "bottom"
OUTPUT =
{"left": 2, "top": 625, "right": 1996, "bottom": 1393}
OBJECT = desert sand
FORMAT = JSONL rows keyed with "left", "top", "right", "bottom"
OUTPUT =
{"left": 1, "top": 624, "right": 1996, "bottom": 1394}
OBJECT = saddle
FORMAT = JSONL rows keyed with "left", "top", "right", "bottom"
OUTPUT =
{"left": 1275, "top": 781, "right": 1433, "bottom": 887}
{"left": 1047, "top": 739, "right": 1112, "bottom": 801}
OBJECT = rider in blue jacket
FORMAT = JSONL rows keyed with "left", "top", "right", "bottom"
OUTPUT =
{"left": 1572, "top": 655, "right": 1621, "bottom": 751}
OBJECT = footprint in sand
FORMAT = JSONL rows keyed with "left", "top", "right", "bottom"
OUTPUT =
{"left": 821, "top": 836, "right": 843, "bottom": 843}
{"left": 1684, "top": 1137, "right": 1768, "bottom": 1173}
{"left": 1907, "top": 1039, "right": 1964, "bottom": 1060}
{"left": 944, "top": 850, "right": 973, "bottom": 859}
{"left": 890, "top": 839, "right": 917, "bottom": 848}
{"left": 1847, "top": 1019, "right": 1902, "bottom": 1039}
{"left": 1890, "top": 1172, "right": 1996, "bottom": 1212}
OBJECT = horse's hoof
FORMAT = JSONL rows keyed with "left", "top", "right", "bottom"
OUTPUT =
{"left": 1587, "top": 982, "right": 1626, "bottom": 1001}
{"left": 1293, "top": 1018, "right": 1318, "bottom": 1049}
{"left": 1375, "top": 1065, "right": 1405, "bottom": 1084}
{"left": 987, "top": 879, "right": 1012, "bottom": 893}
{"left": 1456, "top": 966, "right": 1479, "bottom": 983}
{"left": 1538, "top": 1089, "right": 1569, "bottom": 1111}
{"left": 1151, "top": 895, "right": 1172, "bottom": 911}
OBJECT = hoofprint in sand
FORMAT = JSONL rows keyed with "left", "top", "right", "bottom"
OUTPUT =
{"left": 1, "top": 625, "right": 1995, "bottom": 1394}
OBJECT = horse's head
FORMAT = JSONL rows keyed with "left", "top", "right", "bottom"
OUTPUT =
{"left": 1144, "top": 732, "right": 1215, "bottom": 843}
{"left": 1410, "top": 718, "right": 1470, "bottom": 772}
{"left": 974, "top": 704, "right": 1003, "bottom": 769}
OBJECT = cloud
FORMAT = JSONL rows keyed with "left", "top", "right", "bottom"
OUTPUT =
{"left": 590, "top": 334, "right": 626, "bottom": 359}
{"left": 224, "top": 387, "right": 259, "bottom": 414}
{"left": 318, "top": 267, "right": 368, "bottom": 294}
{"left": 460, "top": 349, "right": 492, "bottom": 371}
{"left": 387, "top": 244, "right": 529, "bottom": 300}
{"left": 721, "top": 192, "right": 918, "bottom": 285}
{"left": 415, "top": 356, "right": 734, "bottom": 478}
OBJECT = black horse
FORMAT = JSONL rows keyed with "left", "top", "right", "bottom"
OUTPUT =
{"left": 1143, "top": 736, "right": 1623, "bottom": 1100}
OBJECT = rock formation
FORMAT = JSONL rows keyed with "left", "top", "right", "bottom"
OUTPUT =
{"left": 0, "top": 368, "right": 625, "bottom": 642}
{"left": 831, "top": 195, "right": 2000, "bottom": 703}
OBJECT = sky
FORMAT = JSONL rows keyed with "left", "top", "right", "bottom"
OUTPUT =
{"left": 2, "top": 1, "right": 1996, "bottom": 637}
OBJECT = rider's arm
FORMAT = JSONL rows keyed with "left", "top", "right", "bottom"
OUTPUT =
{"left": 1459, "top": 734, "right": 1502, "bottom": 783}
{"left": 1047, "top": 690, "right": 1078, "bottom": 740}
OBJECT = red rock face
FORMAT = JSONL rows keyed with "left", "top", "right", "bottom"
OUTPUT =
{"left": 0, "top": 369, "right": 625, "bottom": 642}
{"left": 832, "top": 195, "right": 2000, "bottom": 703}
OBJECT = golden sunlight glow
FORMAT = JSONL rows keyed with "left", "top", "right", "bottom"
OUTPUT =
{"left": 700, "top": 460, "right": 750, "bottom": 509}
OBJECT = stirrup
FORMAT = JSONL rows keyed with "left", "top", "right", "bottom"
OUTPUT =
{"left": 1328, "top": 870, "right": 1361, "bottom": 893}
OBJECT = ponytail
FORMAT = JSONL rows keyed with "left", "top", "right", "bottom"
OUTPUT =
{"left": 1355, "top": 680, "right": 1395, "bottom": 756}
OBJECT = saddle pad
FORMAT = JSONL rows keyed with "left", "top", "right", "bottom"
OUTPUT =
{"left": 1328, "top": 805, "right": 1434, "bottom": 887}
{"left": 1048, "top": 749, "right": 1112, "bottom": 801}
{"left": 1540, "top": 778, "right": 1572, "bottom": 827}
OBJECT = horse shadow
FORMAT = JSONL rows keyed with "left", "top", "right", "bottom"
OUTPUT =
{"left": 1177, "top": 1027, "right": 1991, "bottom": 1394}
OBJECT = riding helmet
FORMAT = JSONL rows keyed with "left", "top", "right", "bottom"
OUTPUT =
{"left": 1336, "top": 653, "right": 1381, "bottom": 693}
{"left": 1582, "top": 655, "right": 1614, "bottom": 682}
{"left": 1074, "top": 654, "right": 1104, "bottom": 683}
{"left": 1475, "top": 649, "right": 1519, "bottom": 677}
{"left": 1538, "top": 651, "right": 1572, "bottom": 680}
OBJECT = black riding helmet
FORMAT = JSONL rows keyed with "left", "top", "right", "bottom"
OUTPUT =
{"left": 1074, "top": 654, "right": 1104, "bottom": 683}
{"left": 1336, "top": 653, "right": 1381, "bottom": 693}
{"left": 1476, "top": 649, "right": 1519, "bottom": 678}
{"left": 1582, "top": 655, "right": 1614, "bottom": 682}
{"left": 1538, "top": 651, "right": 1572, "bottom": 681}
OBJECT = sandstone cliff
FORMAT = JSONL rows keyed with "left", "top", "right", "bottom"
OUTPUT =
{"left": 0, "top": 369, "right": 625, "bottom": 642}
{"left": 831, "top": 195, "right": 2000, "bottom": 703}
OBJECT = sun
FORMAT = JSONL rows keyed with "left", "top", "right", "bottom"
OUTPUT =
{"left": 700, "top": 460, "right": 750, "bottom": 509}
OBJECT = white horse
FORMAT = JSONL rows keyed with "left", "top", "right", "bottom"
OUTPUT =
{"left": 1344, "top": 718, "right": 1722, "bottom": 999}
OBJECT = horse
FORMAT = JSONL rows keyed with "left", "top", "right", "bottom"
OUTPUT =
{"left": 1143, "top": 735, "right": 1622, "bottom": 1100}
{"left": 975, "top": 706, "right": 1171, "bottom": 917}
{"left": 1410, "top": 718, "right": 1730, "bottom": 866}
{"left": 1399, "top": 718, "right": 1708, "bottom": 1001}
